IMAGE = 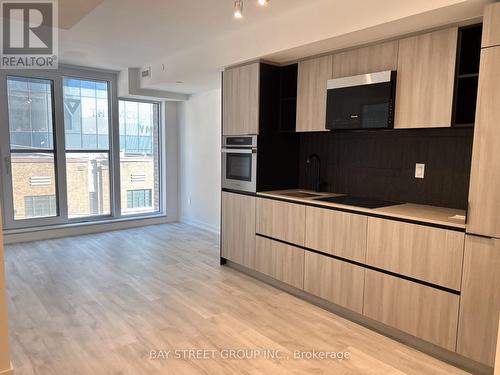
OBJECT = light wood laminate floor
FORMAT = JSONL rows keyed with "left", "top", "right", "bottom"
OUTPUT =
{"left": 4, "top": 223, "right": 469, "bottom": 375}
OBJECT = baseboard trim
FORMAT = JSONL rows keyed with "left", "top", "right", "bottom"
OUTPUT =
{"left": 0, "top": 362, "right": 14, "bottom": 375}
{"left": 226, "top": 261, "right": 494, "bottom": 375}
{"left": 180, "top": 217, "right": 219, "bottom": 234}
{"left": 4, "top": 216, "right": 177, "bottom": 244}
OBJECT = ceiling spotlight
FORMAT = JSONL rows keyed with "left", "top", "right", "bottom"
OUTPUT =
{"left": 258, "top": 0, "right": 269, "bottom": 5}
{"left": 234, "top": 0, "right": 243, "bottom": 18}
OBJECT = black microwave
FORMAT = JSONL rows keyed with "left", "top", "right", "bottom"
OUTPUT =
{"left": 325, "top": 70, "right": 397, "bottom": 130}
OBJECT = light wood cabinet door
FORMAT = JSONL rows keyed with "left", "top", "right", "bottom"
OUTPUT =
{"left": 483, "top": 2, "right": 500, "bottom": 48}
{"left": 394, "top": 28, "right": 458, "bottom": 129}
{"left": 332, "top": 41, "right": 399, "bottom": 78}
{"left": 255, "top": 236, "right": 305, "bottom": 289}
{"left": 496, "top": 315, "right": 500, "bottom": 375}
{"left": 366, "top": 218, "right": 464, "bottom": 290}
{"left": 364, "top": 270, "right": 460, "bottom": 351}
{"left": 305, "top": 207, "right": 367, "bottom": 263}
{"left": 296, "top": 55, "right": 332, "bottom": 132}
{"left": 304, "top": 252, "right": 365, "bottom": 314}
{"left": 457, "top": 236, "right": 500, "bottom": 367}
{"left": 256, "top": 198, "right": 306, "bottom": 246}
{"left": 223, "top": 63, "right": 260, "bottom": 136}
{"left": 221, "top": 192, "right": 256, "bottom": 268}
{"left": 467, "top": 47, "right": 500, "bottom": 238}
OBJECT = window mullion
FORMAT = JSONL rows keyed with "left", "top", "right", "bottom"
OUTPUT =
{"left": 53, "top": 76, "right": 69, "bottom": 221}
{"left": 110, "top": 79, "right": 121, "bottom": 219}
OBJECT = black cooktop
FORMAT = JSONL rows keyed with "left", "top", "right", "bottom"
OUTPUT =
{"left": 315, "top": 195, "right": 401, "bottom": 209}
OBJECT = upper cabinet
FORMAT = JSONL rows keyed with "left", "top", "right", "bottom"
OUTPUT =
{"left": 482, "top": 2, "right": 500, "bottom": 48}
{"left": 467, "top": 46, "right": 500, "bottom": 238}
{"left": 394, "top": 28, "right": 458, "bottom": 129}
{"left": 332, "top": 41, "right": 399, "bottom": 79}
{"left": 296, "top": 55, "right": 332, "bottom": 132}
{"left": 223, "top": 62, "right": 260, "bottom": 136}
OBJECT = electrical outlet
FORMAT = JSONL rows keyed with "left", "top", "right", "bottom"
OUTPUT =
{"left": 415, "top": 163, "right": 425, "bottom": 179}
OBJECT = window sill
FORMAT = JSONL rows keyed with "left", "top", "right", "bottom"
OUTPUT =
{"left": 3, "top": 213, "right": 169, "bottom": 236}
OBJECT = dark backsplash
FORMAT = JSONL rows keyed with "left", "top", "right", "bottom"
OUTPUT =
{"left": 298, "top": 128, "right": 474, "bottom": 210}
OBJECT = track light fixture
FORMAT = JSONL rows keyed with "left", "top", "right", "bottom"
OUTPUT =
{"left": 234, "top": 0, "right": 243, "bottom": 18}
{"left": 258, "top": 0, "right": 269, "bottom": 5}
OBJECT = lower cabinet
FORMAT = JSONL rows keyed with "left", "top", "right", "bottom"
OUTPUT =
{"left": 256, "top": 198, "right": 306, "bottom": 246}
{"left": 304, "top": 252, "right": 365, "bottom": 314}
{"left": 457, "top": 235, "right": 500, "bottom": 367}
{"left": 255, "top": 236, "right": 305, "bottom": 289}
{"left": 305, "top": 206, "right": 367, "bottom": 263}
{"left": 224, "top": 195, "right": 500, "bottom": 363}
{"left": 221, "top": 192, "right": 256, "bottom": 269}
{"left": 366, "top": 218, "right": 464, "bottom": 290}
{"left": 364, "top": 270, "right": 460, "bottom": 351}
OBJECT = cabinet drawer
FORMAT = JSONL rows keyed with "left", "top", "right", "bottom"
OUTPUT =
{"left": 255, "top": 236, "right": 305, "bottom": 289}
{"left": 305, "top": 206, "right": 367, "bottom": 262}
{"left": 366, "top": 218, "right": 464, "bottom": 290}
{"left": 256, "top": 198, "right": 305, "bottom": 246}
{"left": 364, "top": 270, "right": 460, "bottom": 351}
{"left": 304, "top": 252, "right": 365, "bottom": 314}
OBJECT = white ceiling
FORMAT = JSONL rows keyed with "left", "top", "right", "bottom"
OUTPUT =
{"left": 59, "top": 0, "right": 103, "bottom": 29}
{"left": 59, "top": 0, "right": 491, "bottom": 95}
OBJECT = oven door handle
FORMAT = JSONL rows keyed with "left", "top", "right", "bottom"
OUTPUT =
{"left": 222, "top": 148, "right": 256, "bottom": 154}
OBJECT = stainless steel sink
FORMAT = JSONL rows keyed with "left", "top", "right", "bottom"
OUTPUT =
{"left": 280, "top": 191, "right": 321, "bottom": 198}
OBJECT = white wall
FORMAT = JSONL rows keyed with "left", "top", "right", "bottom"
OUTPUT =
{"left": 179, "top": 89, "right": 221, "bottom": 233}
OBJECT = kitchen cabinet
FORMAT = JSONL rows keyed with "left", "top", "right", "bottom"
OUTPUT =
{"left": 223, "top": 62, "right": 260, "bottom": 136}
{"left": 221, "top": 192, "right": 256, "bottom": 268}
{"left": 255, "top": 236, "right": 305, "bottom": 289}
{"left": 332, "top": 40, "right": 399, "bottom": 78}
{"left": 296, "top": 55, "right": 332, "bottom": 132}
{"left": 496, "top": 316, "right": 500, "bottom": 375}
{"left": 457, "top": 235, "right": 500, "bottom": 367}
{"left": 256, "top": 198, "right": 305, "bottom": 246}
{"left": 366, "top": 218, "right": 464, "bottom": 290}
{"left": 467, "top": 47, "right": 500, "bottom": 238}
{"left": 394, "top": 28, "right": 458, "bottom": 129}
{"left": 364, "top": 270, "right": 460, "bottom": 351}
{"left": 482, "top": 2, "right": 500, "bottom": 48}
{"left": 304, "top": 252, "right": 365, "bottom": 314}
{"left": 305, "top": 206, "right": 367, "bottom": 263}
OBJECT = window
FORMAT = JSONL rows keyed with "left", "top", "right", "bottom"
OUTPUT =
{"left": 0, "top": 68, "right": 164, "bottom": 230}
{"left": 119, "top": 100, "right": 161, "bottom": 216}
{"left": 127, "top": 189, "right": 152, "bottom": 209}
{"left": 63, "top": 78, "right": 111, "bottom": 218}
{"left": 25, "top": 195, "right": 57, "bottom": 218}
{"left": 6, "top": 77, "right": 58, "bottom": 221}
